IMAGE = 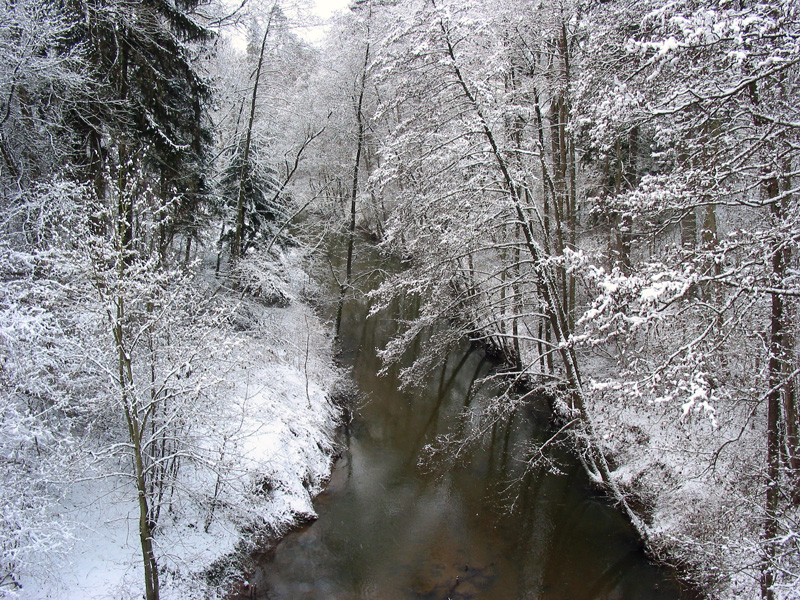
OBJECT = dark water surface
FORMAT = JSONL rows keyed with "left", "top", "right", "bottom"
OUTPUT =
{"left": 254, "top": 241, "right": 694, "bottom": 600}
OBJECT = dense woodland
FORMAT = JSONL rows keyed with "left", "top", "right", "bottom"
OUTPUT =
{"left": 1, "top": 0, "right": 798, "bottom": 598}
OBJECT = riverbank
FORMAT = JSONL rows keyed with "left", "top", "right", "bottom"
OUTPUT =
{"left": 588, "top": 376, "right": 760, "bottom": 598}
{"left": 17, "top": 247, "right": 343, "bottom": 600}
{"left": 253, "top": 236, "right": 690, "bottom": 600}
{"left": 485, "top": 342, "right": 752, "bottom": 599}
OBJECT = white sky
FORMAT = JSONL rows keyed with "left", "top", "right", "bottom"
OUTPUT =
{"left": 312, "top": 0, "right": 351, "bottom": 18}
{"left": 302, "top": 0, "right": 351, "bottom": 43}
{"left": 224, "top": 0, "right": 352, "bottom": 49}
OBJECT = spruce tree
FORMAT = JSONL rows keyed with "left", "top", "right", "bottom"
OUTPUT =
{"left": 65, "top": 0, "right": 213, "bottom": 254}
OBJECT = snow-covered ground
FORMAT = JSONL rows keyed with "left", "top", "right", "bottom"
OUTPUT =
{"left": 15, "top": 249, "right": 343, "bottom": 600}
{"left": 589, "top": 386, "right": 765, "bottom": 598}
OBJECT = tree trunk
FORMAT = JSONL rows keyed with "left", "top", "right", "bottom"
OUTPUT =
{"left": 437, "top": 14, "right": 647, "bottom": 538}
{"left": 615, "top": 127, "right": 637, "bottom": 273}
{"left": 336, "top": 27, "right": 371, "bottom": 338}
{"left": 762, "top": 176, "right": 787, "bottom": 600}
{"left": 113, "top": 295, "right": 160, "bottom": 600}
{"left": 680, "top": 208, "right": 696, "bottom": 248}
{"left": 762, "top": 259, "right": 781, "bottom": 600}
{"left": 233, "top": 5, "right": 277, "bottom": 258}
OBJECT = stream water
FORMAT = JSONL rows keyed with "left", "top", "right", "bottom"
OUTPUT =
{"left": 254, "top": 240, "right": 695, "bottom": 600}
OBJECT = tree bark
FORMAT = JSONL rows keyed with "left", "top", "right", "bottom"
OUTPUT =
{"left": 762, "top": 235, "right": 781, "bottom": 600}
{"left": 233, "top": 5, "right": 277, "bottom": 258}
{"left": 762, "top": 170, "right": 795, "bottom": 598}
{"left": 336, "top": 20, "right": 371, "bottom": 338}
{"left": 113, "top": 294, "right": 160, "bottom": 600}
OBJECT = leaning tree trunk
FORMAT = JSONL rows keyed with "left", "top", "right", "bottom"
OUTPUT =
{"left": 436, "top": 10, "right": 648, "bottom": 539}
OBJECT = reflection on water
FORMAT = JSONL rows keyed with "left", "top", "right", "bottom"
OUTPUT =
{"left": 254, "top": 240, "right": 694, "bottom": 600}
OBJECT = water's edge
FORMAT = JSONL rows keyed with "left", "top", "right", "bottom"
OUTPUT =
{"left": 244, "top": 238, "right": 698, "bottom": 600}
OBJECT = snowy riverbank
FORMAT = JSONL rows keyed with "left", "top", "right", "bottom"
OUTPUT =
{"left": 15, "top": 248, "right": 343, "bottom": 600}
{"left": 589, "top": 381, "right": 764, "bottom": 599}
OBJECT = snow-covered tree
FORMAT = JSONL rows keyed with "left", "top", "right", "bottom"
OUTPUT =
{"left": 0, "top": 182, "right": 93, "bottom": 592}
{"left": 208, "top": 1, "right": 323, "bottom": 262}
{"left": 362, "top": 0, "right": 653, "bottom": 536}
{"left": 61, "top": 0, "right": 214, "bottom": 256}
{"left": 574, "top": 0, "right": 800, "bottom": 596}
{"left": 335, "top": 0, "right": 800, "bottom": 596}
{"left": 0, "top": 0, "right": 86, "bottom": 189}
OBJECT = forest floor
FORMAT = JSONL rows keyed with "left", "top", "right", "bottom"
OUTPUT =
{"left": 18, "top": 249, "right": 343, "bottom": 600}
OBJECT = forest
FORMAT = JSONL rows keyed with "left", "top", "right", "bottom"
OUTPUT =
{"left": 0, "top": 0, "right": 798, "bottom": 599}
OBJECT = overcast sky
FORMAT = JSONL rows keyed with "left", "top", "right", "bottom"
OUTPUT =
{"left": 224, "top": 0, "right": 352, "bottom": 48}
{"left": 312, "top": 0, "right": 351, "bottom": 18}
{"left": 301, "top": 0, "right": 351, "bottom": 43}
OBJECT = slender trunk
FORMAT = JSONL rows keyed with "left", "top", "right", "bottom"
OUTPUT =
{"left": 215, "top": 220, "right": 226, "bottom": 276}
{"left": 614, "top": 127, "right": 637, "bottom": 273}
{"left": 762, "top": 272, "right": 781, "bottom": 600}
{"left": 437, "top": 15, "right": 646, "bottom": 537}
{"left": 118, "top": 143, "right": 133, "bottom": 258}
{"left": 505, "top": 66, "right": 526, "bottom": 371}
{"left": 533, "top": 85, "right": 553, "bottom": 255}
{"left": 233, "top": 6, "right": 276, "bottom": 258}
{"left": 116, "top": 34, "right": 135, "bottom": 268}
{"left": 550, "top": 99, "right": 567, "bottom": 261}
{"left": 537, "top": 320, "right": 546, "bottom": 375}
{"left": 533, "top": 86, "right": 554, "bottom": 375}
{"left": 113, "top": 296, "right": 159, "bottom": 600}
{"left": 785, "top": 346, "right": 800, "bottom": 500}
{"left": 363, "top": 147, "right": 384, "bottom": 238}
{"left": 205, "top": 441, "right": 226, "bottom": 533}
{"left": 762, "top": 177, "right": 785, "bottom": 600}
{"left": 559, "top": 23, "right": 577, "bottom": 328}
{"left": 133, "top": 416, "right": 159, "bottom": 600}
{"left": 89, "top": 126, "right": 106, "bottom": 234}
{"left": 512, "top": 224, "right": 522, "bottom": 372}
{"left": 549, "top": 96, "right": 571, "bottom": 326}
{"left": 336, "top": 31, "right": 371, "bottom": 337}
{"left": 701, "top": 203, "right": 719, "bottom": 298}
{"left": 499, "top": 234, "right": 507, "bottom": 350}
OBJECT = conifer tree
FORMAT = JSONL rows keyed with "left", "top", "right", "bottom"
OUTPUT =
{"left": 65, "top": 0, "right": 213, "bottom": 252}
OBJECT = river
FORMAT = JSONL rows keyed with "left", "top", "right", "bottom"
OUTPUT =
{"left": 252, "top": 238, "right": 696, "bottom": 600}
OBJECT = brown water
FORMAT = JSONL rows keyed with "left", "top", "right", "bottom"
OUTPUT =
{"left": 254, "top": 240, "right": 695, "bottom": 600}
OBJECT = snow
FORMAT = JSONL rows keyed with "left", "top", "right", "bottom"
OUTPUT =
{"left": 37, "top": 480, "right": 143, "bottom": 600}
{"left": 14, "top": 249, "right": 343, "bottom": 600}
{"left": 587, "top": 364, "right": 763, "bottom": 597}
